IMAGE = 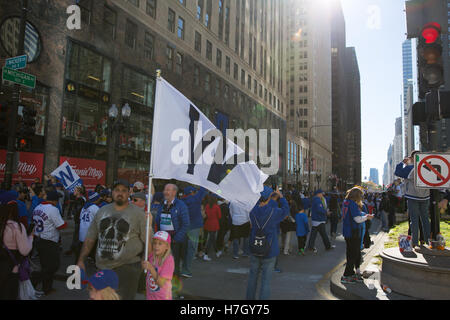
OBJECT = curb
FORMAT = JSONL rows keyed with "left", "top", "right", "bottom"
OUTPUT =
{"left": 330, "top": 223, "right": 386, "bottom": 300}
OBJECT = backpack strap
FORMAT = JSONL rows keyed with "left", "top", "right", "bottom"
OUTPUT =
{"left": 254, "top": 209, "right": 274, "bottom": 231}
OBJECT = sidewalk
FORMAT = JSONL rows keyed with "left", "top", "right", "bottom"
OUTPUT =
{"left": 329, "top": 219, "right": 416, "bottom": 300}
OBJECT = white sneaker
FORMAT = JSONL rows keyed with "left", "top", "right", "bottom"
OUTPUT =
{"left": 216, "top": 251, "right": 223, "bottom": 258}
{"left": 203, "top": 255, "right": 212, "bottom": 261}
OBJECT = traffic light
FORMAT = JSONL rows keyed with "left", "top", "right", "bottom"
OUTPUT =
{"left": 418, "top": 22, "right": 444, "bottom": 95}
{"left": 17, "top": 106, "right": 37, "bottom": 150}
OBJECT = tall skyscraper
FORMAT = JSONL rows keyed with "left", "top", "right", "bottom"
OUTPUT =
{"left": 393, "top": 117, "right": 403, "bottom": 172}
{"left": 286, "top": 0, "right": 333, "bottom": 190}
{"left": 369, "top": 168, "right": 379, "bottom": 185}
{"left": 330, "top": 0, "right": 362, "bottom": 188}
{"left": 402, "top": 39, "right": 414, "bottom": 157}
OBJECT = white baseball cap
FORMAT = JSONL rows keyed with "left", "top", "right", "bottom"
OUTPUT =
{"left": 133, "top": 181, "right": 145, "bottom": 190}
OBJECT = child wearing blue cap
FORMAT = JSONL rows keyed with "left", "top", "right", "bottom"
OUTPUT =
{"left": 86, "top": 269, "right": 120, "bottom": 300}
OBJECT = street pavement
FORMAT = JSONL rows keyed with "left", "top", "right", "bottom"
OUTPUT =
{"left": 35, "top": 216, "right": 384, "bottom": 300}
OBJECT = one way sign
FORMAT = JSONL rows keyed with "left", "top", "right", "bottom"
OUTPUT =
{"left": 415, "top": 153, "right": 450, "bottom": 189}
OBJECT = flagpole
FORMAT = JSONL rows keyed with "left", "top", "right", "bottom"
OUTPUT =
{"left": 144, "top": 69, "right": 162, "bottom": 270}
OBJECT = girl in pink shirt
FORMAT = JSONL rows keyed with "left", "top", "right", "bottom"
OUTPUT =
{"left": 142, "top": 231, "right": 174, "bottom": 300}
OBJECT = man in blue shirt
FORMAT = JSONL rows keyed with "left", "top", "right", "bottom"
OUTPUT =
{"left": 246, "top": 186, "right": 289, "bottom": 300}
{"left": 306, "top": 189, "right": 335, "bottom": 253}
{"left": 180, "top": 185, "right": 206, "bottom": 278}
{"left": 155, "top": 183, "right": 190, "bottom": 296}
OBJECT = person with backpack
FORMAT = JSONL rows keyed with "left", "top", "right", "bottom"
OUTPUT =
{"left": 246, "top": 186, "right": 289, "bottom": 300}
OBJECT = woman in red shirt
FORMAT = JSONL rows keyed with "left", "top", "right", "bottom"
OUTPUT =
{"left": 203, "top": 195, "right": 222, "bottom": 261}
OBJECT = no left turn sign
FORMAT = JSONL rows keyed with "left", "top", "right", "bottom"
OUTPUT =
{"left": 415, "top": 153, "right": 450, "bottom": 189}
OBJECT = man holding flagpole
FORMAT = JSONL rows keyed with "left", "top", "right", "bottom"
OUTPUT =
{"left": 77, "top": 179, "right": 153, "bottom": 300}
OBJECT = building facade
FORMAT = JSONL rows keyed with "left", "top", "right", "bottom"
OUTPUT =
{"left": 286, "top": 0, "right": 333, "bottom": 191}
{"left": 402, "top": 39, "right": 413, "bottom": 157}
{"left": 369, "top": 168, "right": 379, "bottom": 185}
{"left": 0, "top": 0, "right": 291, "bottom": 187}
{"left": 330, "top": 0, "right": 362, "bottom": 190}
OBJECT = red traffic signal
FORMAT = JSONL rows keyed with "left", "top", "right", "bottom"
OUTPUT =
{"left": 421, "top": 22, "right": 441, "bottom": 44}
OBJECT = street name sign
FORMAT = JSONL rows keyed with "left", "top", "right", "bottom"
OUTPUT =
{"left": 5, "top": 55, "right": 27, "bottom": 70}
{"left": 415, "top": 152, "right": 450, "bottom": 189}
{"left": 2, "top": 67, "right": 36, "bottom": 89}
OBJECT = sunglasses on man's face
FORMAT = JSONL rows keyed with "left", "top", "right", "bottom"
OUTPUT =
{"left": 132, "top": 198, "right": 142, "bottom": 202}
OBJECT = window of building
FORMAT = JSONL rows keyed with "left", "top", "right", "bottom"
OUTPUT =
{"left": 206, "top": 40, "right": 212, "bottom": 60}
{"left": 248, "top": 75, "right": 251, "bottom": 90}
{"left": 197, "top": 0, "right": 204, "bottom": 21}
{"left": 224, "top": 84, "right": 229, "bottom": 99}
{"left": 234, "top": 63, "right": 238, "bottom": 80}
{"left": 79, "top": 0, "right": 92, "bottom": 26}
{"left": 205, "top": 0, "right": 212, "bottom": 28}
{"left": 241, "top": 69, "right": 245, "bottom": 86}
{"left": 179, "top": 0, "right": 186, "bottom": 6}
{"left": 226, "top": 56, "right": 231, "bottom": 74}
{"left": 128, "top": 0, "right": 139, "bottom": 6}
{"left": 125, "top": 19, "right": 137, "bottom": 49}
{"left": 144, "top": 32, "right": 154, "bottom": 60}
{"left": 168, "top": 9, "right": 176, "bottom": 33}
{"left": 216, "top": 49, "right": 222, "bottom": 68}
{"left": 194, "top": 65, "right": 200, "bottom": 85}
{"left": 215, "top": 79, "right": 221, "bottom": 97}
{"left": 254, "top": 80, "right": 257, "bottom": 94}
{"left": 166, "top": 46, "right": 174, "bottom": 71}
{"left": 195, "top": 32, "right": 202, "bottom": 52}
{"left": 175, "top": 52, "right": 183, "bottom": 75}
{"left": 103, "top": 6, "right": 117, "bottom": 40}
{"left": 264, "top": 88, "right": 267, "bottom": 101}
{"left": 205, "top": 73, "right": 211, "bottom": 92}
{"left": 259, "top": 84, "right": 262, "bottom": 97}
{"left": 146, "top": 0, "right": 157, "bottom": 18}
{"left": 177, "top": 17, "right": 185, "bottom": 39}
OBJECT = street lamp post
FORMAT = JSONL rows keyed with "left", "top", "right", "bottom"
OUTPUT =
{"left": 308, "top": 124, "right": 331, "bottom": 194}
{"left": 107, "top": 103, "right": 131, "bottom": 184}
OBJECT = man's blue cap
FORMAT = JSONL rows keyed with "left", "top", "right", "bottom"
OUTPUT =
{"left": 87, "top": 270, "right": 119, "bottom": 291}
{"left": 184, "top": 186, "right": 196, "bottom": 195}
{"left": 314, "top": 189, "right": 324, "bottom": 196}
{"left": 260, "top": 186, "right": 274, "bottom": 201}
{"left": 0, "top": 190, "right": 18, "bottom": 204}
{"left": 152, "top": 192, "right": 164, "bottom": 203}
{"left": 46, "top": 191, "right": 62, "bottom": 201}
{"left": 88, "top": 191, "right": 100, "bottom": 202}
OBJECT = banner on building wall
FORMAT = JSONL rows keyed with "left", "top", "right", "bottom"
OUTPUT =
{"left": 59, "top": 157, "right": 106, "bottom": 191}
{"left": 0, "top": 150, "right": 44, "bottom": 185}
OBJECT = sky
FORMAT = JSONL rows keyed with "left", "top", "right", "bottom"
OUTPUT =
{"left": 340, "top": 0, "right": 408, "bottom": 183}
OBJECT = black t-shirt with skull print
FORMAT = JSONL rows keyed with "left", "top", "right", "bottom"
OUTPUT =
{"left": 86, "top": 202, "right": 149, "bottom": 270}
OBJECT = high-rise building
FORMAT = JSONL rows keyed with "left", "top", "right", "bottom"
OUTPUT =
{"left": 402, "top": 39, "right": 414, "bottom": 157}
{"left": 0, "top": 0, "right": 289, "bottom": 185}
{"left": 286, "top": 0, "right": 333, "bottom": 190}
{"left": 387, "top": 144, "right": 394, "bottom": 184}
{"left": 383, "top": 162, "right": 389, "bottom": 186}
{"left": 393, "top": 117, "right": 403, "bottom": 176}
{"left": 369, "top": 168, "right": 379, "bottom": 185}
{"left": 328, "top": 0, "right": 362, "bottom": 189}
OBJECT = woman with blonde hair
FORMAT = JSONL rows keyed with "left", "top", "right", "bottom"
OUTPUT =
{"left": 86, "top": 269, "right": 120, "bottom": 300}
{"left": 340, "top": 187, "right": 374, "bottom": 284}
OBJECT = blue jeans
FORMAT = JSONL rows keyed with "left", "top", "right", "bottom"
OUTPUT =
{"left": 407, "top": 199, "right": 430, "bottom": 246}
{"left": 233, "top": 237, "right": 250, "bottom": 257}
{"left": 181, "top": 228, "right": 201, "bottom": 275}
{"left": 246, "top": 255, "right": 277, "bottom": 300}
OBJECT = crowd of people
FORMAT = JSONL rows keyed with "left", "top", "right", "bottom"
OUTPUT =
{"left": 2, "top": 161, "right": 446, "bottom": 300}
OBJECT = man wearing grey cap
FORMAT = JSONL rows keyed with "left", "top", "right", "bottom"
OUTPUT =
{"left": 131, "top": 192, "right": 147, "bottom": 210}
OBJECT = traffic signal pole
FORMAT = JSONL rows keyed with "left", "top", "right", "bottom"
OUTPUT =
{"left": 4, "top": 0, "right": 27, "bottom": 189}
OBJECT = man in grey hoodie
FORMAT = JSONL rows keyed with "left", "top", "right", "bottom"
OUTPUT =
{"left": 394, "top": 150, "right": 431, "bottom": 247}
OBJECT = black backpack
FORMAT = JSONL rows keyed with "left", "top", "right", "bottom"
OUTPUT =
{"left": 250, "top": 209, "right": 274, "bottom": 257}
